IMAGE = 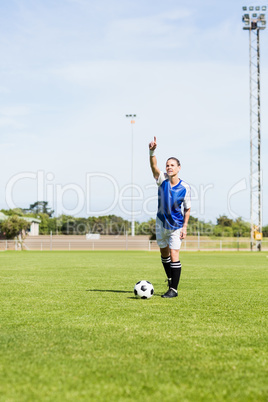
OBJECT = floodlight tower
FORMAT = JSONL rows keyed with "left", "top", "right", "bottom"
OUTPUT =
{"left": 125, "top": 114, "right": 137, "bottom": 236}
{"left": 242, "top": 6, "right": 266, "bottom": 251}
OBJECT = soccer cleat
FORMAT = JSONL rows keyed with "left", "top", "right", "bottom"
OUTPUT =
{"left": 161, "top": 288, "right": 178, "bottom": 298}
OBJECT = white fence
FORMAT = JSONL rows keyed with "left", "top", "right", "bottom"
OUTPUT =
{"left": 1, "top": 236, "right": 268, "bottom": 251}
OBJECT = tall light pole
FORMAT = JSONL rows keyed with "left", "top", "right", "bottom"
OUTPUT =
{"left": 242, "top": 6, "right": 266, "bottom": 251}
{"left": 125, "top": 114, "right": 137, "bottom": 236}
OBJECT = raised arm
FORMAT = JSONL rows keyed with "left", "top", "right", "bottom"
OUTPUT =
{"left": 149, "top": 136, "right": 160, "bottom": 180}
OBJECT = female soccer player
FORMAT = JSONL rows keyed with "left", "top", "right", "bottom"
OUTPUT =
{"left": 149, "top": 136, "right": 191, "bottom": 298}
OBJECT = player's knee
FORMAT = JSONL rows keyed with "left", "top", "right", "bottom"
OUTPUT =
{"left": 170, "top": 249, "right": 179, "bottom": 261}
{"left": 160, "top": 246, "right": 170, "bottom": 258}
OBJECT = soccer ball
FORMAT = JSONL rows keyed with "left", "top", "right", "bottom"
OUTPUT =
{"left": 134, "top": 280, "right": 154, "bottom": 299}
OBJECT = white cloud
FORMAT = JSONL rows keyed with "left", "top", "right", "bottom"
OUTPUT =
{"left": 108, "top": 8, "right": 193, "bottom": 37}
{"left": 0, "top": 105, "right": 32, "bottom": 117}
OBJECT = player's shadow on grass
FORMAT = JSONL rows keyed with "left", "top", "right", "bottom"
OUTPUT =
{"left": 86, "top": 289, "right": 133, "bottom": 294}
{"left": 86, "top": 289, "right": 162, "bottom": 298}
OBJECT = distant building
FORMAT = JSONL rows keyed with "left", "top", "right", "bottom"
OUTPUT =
{"left": 0, "top": 212, "right": 41, "bottom": 236}
{"left": 22, "top": 217, "right": 41, "bottom": 236}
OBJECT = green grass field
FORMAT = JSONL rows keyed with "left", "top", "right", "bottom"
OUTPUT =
{"left": 0, "top": 251, "right": 267, "bottom": 402}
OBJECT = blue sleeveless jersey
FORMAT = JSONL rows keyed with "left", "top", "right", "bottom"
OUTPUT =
{"left": 157, "top": 172, "right": 191, "bottom": 230}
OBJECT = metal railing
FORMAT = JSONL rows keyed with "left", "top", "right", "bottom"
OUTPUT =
{"left": 1, "top": 236, "right": 267, "bottom": 251}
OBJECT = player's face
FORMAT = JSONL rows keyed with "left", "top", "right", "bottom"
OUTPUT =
{"left": 166, "top": 159, "right": 181, "bottom": 177}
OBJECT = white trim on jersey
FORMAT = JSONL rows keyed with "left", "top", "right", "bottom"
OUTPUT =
{"left": 182, "top": 182, "right": 191, "bottom": 210}
{"left": 156, "top": 171, "right": 168, "bottom": 187}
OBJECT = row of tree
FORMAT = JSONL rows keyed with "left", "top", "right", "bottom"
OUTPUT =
{"left": 0, "top": 215, "right": 30, "bottom": 240}
{"left": 1, "top": 201, "right": 268, "bottom": 239}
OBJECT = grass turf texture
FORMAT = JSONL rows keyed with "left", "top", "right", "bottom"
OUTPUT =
{"left": 0, "top": 251, "right": 267, "bottom": 402}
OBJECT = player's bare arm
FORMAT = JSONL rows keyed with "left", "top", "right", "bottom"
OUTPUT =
{"left": 149, "top": 136, "right": 160, "bottom": 180}
{"left": 180, "top": 208, "right": 191, "bottom": 239}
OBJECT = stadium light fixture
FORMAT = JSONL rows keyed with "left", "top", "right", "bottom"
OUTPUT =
{"left": 242, "top": 5, "right": 266, "bottom": 30}
{"left": 242, "top": 6, "right": 266, "bottom": 251}
{"left": 125, "top": 114, "right": 137, "bottom": 237}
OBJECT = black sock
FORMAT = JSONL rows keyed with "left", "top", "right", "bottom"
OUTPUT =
{"left": 161, "top": 255, "right": 171, "bottom": 280}
{"left": 170, "top": 261, "right": 182, "bottom": 291}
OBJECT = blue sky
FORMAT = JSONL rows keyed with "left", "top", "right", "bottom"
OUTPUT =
{"left": 0, "top": 0, "right": 268, "bottom": 224}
